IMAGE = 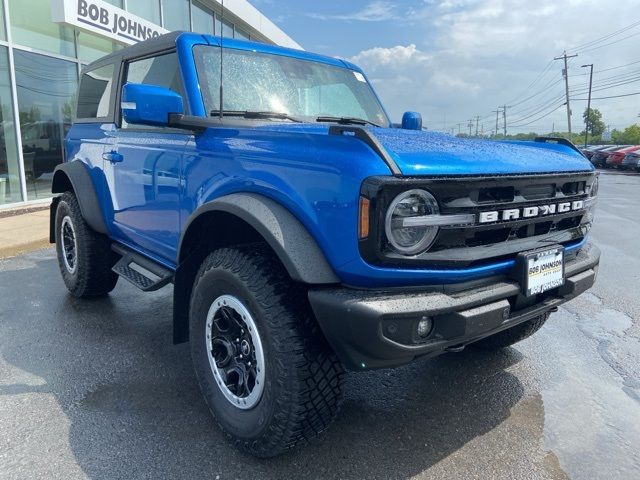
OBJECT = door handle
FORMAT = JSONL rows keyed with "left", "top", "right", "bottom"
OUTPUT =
{"left": 103, "top": 151, "right": 124, "bottom": 163}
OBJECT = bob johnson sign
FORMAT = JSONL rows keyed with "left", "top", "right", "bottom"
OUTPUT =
{"left": 51, "top": 0, "right": 168, "bottom": 45}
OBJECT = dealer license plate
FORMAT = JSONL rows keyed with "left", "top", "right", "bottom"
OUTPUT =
{"left": 524, "top": 247, "right": 565, "bottom": 296}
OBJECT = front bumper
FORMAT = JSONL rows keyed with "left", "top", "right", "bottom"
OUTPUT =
{"left": 309, "top": 243, "right": 600, "bottom": 370}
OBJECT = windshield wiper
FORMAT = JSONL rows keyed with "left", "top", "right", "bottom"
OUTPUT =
{"left": 210, "top": 110, "right": 302, "bottom": 123}
{"left": 315, "top": 116, "right": 381, "bottom": 128}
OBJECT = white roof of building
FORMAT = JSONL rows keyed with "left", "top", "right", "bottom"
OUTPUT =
{"left": 214, "top": 0, "right": 302, "bottom": 50}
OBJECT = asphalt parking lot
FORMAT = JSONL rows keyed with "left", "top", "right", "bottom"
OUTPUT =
{"left": 1, "top": 171, "right": 639, "bottom": 480}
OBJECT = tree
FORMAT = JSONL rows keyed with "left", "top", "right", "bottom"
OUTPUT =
{"left": 582, "top": 108, "right": 606, "bottom": 137}
{"left": 612, "top": 124, "right": 640, "bottom": 144}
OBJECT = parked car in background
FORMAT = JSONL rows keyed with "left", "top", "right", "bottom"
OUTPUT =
{"left": 605, "top": 145, "right": 640, "bottom": 168}
{"left": 590, "top": 145, "right": 628, "bottom": 168}
{"left": 621, "top": 150, "right": 640, "bottom": 172}
{"left": 582, "top": 145, "right": 611, "bottom": 160}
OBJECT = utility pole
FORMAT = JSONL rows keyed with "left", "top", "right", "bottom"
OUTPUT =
{"left": 457, "top": 123, "right": 462, "bottom": 135}
{"left": 468, "top": 119, "right": 474, "bottom": 136}
{"left": 554, "top": 51, "right": 578, "bottom": 136}
{"left": 493, "top": 109, "right": 500, "bottom": 136}
{"left": 502, "top": 104, "right": 507, "bottom": 137}
{"left": 475, "top": 115, "right": 480, "bottom": 136}
{"left": 581, "top": 63, "right": 594, "bottom": 147}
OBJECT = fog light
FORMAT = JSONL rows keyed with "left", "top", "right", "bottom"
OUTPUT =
{"left": 416, "top": 317, "right": 433, "bottom": 338}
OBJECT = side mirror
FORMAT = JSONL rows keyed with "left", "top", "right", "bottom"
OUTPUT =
{"left": 121, "top": 83, "right": 184, "bottom": 127}
{"left": 401, "top": 111, "right": 423, "bottom": 130}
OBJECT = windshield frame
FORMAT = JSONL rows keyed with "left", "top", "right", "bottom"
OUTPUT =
{"left": 192, "top": 44, "right": 391, "bottom": 127}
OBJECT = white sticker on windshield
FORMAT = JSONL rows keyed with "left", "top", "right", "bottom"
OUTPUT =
{"left": 353, "top": 71, "right": 366, "bottom": 82}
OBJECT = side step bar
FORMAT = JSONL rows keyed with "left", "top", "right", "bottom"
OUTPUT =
{"left": 111, "top": 244, "right": 173, "bottom": 292}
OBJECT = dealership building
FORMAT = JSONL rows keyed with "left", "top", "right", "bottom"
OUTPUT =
{"left": 0, "top": 0, "right": 298, "bottom": 208}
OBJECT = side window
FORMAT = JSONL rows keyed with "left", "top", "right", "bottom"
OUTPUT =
{"left": 122, "top": 52, "right": 185, "bottom": 127}
{"left": 76, "top": 64, "right": 115, "bottom": 120}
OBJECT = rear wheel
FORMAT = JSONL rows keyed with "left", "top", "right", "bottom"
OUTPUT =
{"left": 54, "top": 192, "right": 118, "bottom": 297}
{"left": 473, "top": 313, "right": 550, "bottom": 350}
{"left": 189, "top": 244, "right": 344, "bottom": 457}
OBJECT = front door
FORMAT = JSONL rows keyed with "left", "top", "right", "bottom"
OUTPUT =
{"left": 104, "top": 52, "right": 189, "bottom": 263}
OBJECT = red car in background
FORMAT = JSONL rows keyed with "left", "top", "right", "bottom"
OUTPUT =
{"left": 606, "top": 145, "right": 640, "bottom": 168}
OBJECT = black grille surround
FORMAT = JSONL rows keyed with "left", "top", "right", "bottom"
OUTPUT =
{"left": 359, "top": 172, "right": 597, "bottom": 268}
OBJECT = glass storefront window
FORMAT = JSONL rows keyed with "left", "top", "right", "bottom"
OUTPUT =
{"left": 0, "top": 1, "right": 6, "bottom": 41}
{"left": 215, "top": 14, "right": 234, "bottom": 38}
{"left": 162, "top": 0, "right": 190, "bottom": 31}
{"left": 0, "top": 47, "right": 22, "bottom": 204}
{"left": 192, "top": 1, "right": 214, "bottom": 35}
{"left": 77, "top": 31, "right": 123, "bottom": 64}
{"left": 14, "top": 51, "right": 78, "bottom": 201}
{"left": 235, "top": 27, "right": 250, "bottom": 40}
{"left": 9, "top": 0, "right": 76, "bottom": 57}
{"left": 127, "top": 0, "right": 161, "bottom": 26}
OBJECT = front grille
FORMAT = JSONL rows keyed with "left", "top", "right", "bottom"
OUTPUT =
{"left": 360, "top": 172, "right": 596, "bottom": 268}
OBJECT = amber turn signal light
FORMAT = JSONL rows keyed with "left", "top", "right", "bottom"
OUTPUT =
{"left": 359, "top": 196, "right": 370, "bottom": 239}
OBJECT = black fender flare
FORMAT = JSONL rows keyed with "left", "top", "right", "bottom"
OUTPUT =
{"left": 50, "top": 161, "right": 108, "bottom": 242}
{"left": 172, "top": 193, "right": 340, "bottom": 344}
{"left": 178, "top": 193, "right": 340, "bottom": 284}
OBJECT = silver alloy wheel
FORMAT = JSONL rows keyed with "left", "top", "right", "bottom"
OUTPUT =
{"left": 60, "top": 216, "right": 77, "bottom": 274}
{"left": 205, "top": 295, "right": 265, "bottom": 410}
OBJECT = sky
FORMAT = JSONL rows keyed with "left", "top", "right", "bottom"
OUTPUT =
{"left": 251, "top": 0, "right": 640, "bottom": 135}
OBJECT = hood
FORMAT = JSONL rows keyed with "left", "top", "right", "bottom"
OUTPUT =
{"left": 249, "top": 123, "right": 593, "bottom": 176}
{"left": 369, "top": 129, "right": 592, "bottom": 176}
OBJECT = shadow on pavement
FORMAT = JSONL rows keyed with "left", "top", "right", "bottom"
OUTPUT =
{"left": 0, "top": 250, "right": 526, "bottom": 479}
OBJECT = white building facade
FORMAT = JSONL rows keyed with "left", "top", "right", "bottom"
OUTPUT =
{"left": 0, "top": 0, "right": 298, "bottom": 208}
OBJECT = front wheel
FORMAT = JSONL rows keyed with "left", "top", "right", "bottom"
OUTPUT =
{"left": 189, "top": 244, "right": 344, "bottom": 457}
{"left": 472, "top": 312, "right": 550, "bottom": 350}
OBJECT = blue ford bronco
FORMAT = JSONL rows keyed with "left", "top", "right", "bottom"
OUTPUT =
{"left": 51, "top": 32, "right": 600, "bottom": 457}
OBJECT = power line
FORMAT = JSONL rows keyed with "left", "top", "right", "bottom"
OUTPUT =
{"left": 570, "top": 74, "right": 640, "bottom": 96}
{"left": 509, "top": 103, "right": 565, "bottom": 128}
{"left": 573, "top": 91, "right": 640, "bottom": 100}
{"left": 570, "top": 19, "right": 640, "bottom": 52}
{"left": 508, "top": 77, "right": 563, "bottom": 109}
{"left": 576, "top": 30, "right": 640, "bottom": 54}
{"left": 503, "top": 59, "right": 555, "bottom": 105}
{"left": 570, "top": 67, "right": 640, "bottom": 89}
{"left": 508, "top": 90, "right": 566, "bottom": 119}
{"left": 508, "top": 95, "right": 566, "bottom": 125}
{"left": 570, "top": 59, "right": 640, "bottom": 76}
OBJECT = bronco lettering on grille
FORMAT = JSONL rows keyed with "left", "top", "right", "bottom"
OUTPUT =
{"left": 478, "top": 200, "right": 584, "bottom": 224}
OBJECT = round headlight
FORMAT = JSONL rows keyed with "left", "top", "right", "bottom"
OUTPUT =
{"left": 385, "top": 189, "right": 439, "bottom": 255}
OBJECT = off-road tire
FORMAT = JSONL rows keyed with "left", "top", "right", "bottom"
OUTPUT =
{"left": 473, "top": 312, "right": 550, "bottom": 350}
{"left": 189, "top": 244, "right": 344, "bottom": 458}
{"left": 54, "top": 192, "right": 118, "bottom": 297}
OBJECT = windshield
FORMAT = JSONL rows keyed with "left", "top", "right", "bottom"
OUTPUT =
{"left": 193, "top": 45, "right": 390, "bottom": 126}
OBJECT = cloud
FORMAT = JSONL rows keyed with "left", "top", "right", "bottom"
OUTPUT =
{"left": 348, "top": 0, "right": 640, "bottom": 131}
{"left": 350, "top": 44, "right": 431, "bottom": 68}
{"left": 309, "top": 1, "right": 397, "bottom": 22}
{"left": 349, "top": 43, "right": 482, "bottom": 126}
